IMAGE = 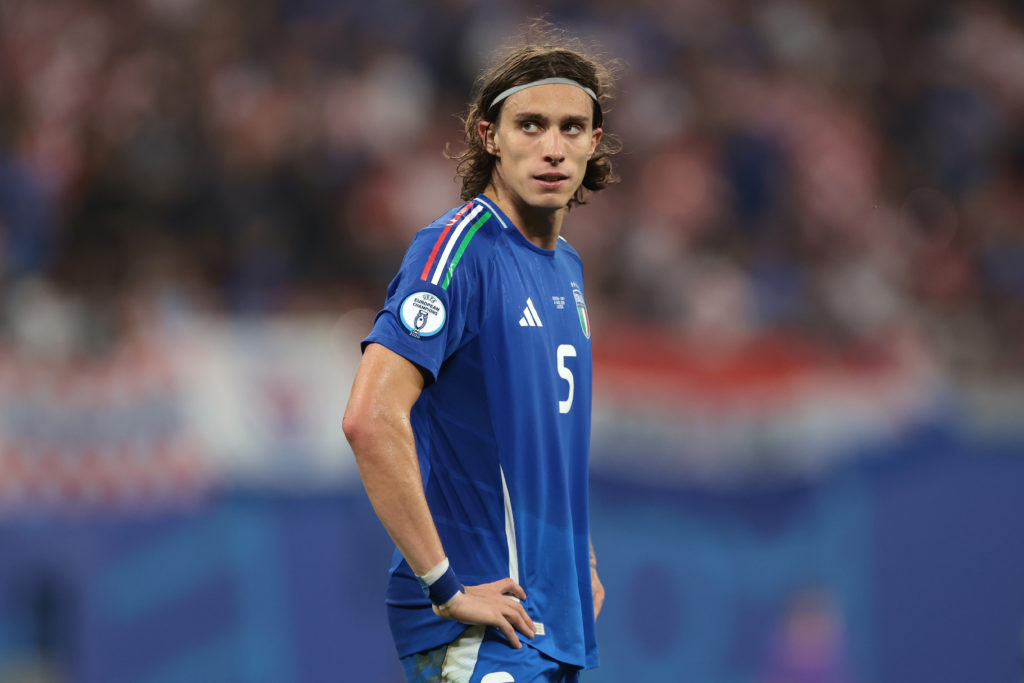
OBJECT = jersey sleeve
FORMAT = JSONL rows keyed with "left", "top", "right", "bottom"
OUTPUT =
{"left": 362, "top": 208, "right": 487, "bottom": 383}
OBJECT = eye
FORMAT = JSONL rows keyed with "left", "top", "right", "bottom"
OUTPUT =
{"left": 522, "top": 121, "right": 540, "bottom": 133}
{"left": 564, "top": 123, "right": 583, "bottom": 135}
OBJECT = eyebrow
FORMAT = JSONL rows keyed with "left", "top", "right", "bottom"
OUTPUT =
{"left": 512, "top": 111, "right": 592, "bottom": 127}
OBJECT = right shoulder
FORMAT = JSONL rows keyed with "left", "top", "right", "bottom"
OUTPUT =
{"left": 406, "top": 199, "right": 504, "bottom": 289}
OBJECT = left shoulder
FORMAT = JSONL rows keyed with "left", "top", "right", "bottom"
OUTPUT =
{"left": 556, "top": 235, "right": 584, "bottom": 269}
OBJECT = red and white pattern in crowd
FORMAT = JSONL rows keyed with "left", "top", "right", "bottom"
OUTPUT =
{"left": 0, "top": 337, "right": 214, "bottom": 510}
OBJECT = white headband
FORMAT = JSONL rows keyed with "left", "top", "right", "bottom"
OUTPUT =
{"left": 488, "top": 77, "right": 598, "bottom": 110}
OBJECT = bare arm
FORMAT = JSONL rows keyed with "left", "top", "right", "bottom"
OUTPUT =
{"left": 343, "top": 342, "right": 442, "bottom": 572}
{"left": 591, "top": 538, "right": 605, "bottom": 620}
{"left": 343, "top": 342, "right": 535, "bottom": 646}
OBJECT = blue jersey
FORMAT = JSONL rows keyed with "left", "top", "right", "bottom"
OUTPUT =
{"left": 363, "top": 194, "right": 598, "bottom": 669}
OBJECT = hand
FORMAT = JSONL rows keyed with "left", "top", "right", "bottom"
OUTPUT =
{"left": 591, "top": 566, "right": 605, "bottom": 620}
{"left": 432, "top": 578, "right": 536, "bottom": 648}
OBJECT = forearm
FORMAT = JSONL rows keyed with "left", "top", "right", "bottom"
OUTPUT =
{"left": 590, "top": 536, "right": 604, "bottom": 619}
{"left": 349, "top": 419, "right": 446, "bottom": 576}
{"left": 343, "top": 343, "right": 445, "bottom": 577}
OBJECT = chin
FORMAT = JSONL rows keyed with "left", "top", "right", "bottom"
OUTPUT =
{"left": 529, "top": 194, "right": 572, "bottom": 211}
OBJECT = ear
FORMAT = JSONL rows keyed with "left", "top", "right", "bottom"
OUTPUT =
{"left": 479, "top": 120, "right": 499, "bottom": 156}
{"left": 588, "top": 128, "right": 603, "bottom": 159}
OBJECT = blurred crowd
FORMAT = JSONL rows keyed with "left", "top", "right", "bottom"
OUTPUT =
{"left": 1, "top": 0, "right": 1023, "bottom": 378}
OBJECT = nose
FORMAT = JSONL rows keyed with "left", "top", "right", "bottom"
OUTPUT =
{"left": 542, "top": 129, "right": 565, "bottom": 164}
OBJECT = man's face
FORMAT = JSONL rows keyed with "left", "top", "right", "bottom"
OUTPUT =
{"left": 481, "top": 83, "right": 602, "bottom": 214}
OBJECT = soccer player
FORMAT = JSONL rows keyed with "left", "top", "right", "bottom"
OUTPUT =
{"left": 343, "top": 31, "right": 619, "bottom": 682}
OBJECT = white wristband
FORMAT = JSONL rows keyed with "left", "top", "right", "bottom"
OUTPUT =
{"left": 416, "top": 557, "right": 464, "bottom": 605}
{"left": 418, "top": 557, "right": 450, "bottom": 585}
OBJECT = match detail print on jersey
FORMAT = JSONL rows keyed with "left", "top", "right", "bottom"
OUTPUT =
{"left": 419, "top": 203, "right": 491, "bottom": 290}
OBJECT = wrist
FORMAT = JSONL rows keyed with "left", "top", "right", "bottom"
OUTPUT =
{"left": 437, "top": 589, "right": 463, "bottom": 611}
{"left": 416, "top": 557, "right": 465, "bottom": 606}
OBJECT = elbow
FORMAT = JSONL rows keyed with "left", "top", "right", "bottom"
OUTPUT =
{"left": 342, "top": 405, "right": 371, "bottom": 453}
{"left": 343, "top": 399, "right": 402, "bottom": 458}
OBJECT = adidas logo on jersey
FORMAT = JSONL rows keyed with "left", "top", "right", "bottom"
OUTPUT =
{"left": 519, "top": 298, "right": 543, "bottom": 327}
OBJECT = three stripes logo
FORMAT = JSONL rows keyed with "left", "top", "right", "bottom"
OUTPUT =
{"left": 519, "top": 298, "right": 543, "bottom": 327}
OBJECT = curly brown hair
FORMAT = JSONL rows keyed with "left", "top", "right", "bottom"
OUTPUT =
{"left": 448, "top": 26, "right": 621, "bottom": 209}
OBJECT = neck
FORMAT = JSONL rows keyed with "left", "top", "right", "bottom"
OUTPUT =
{"left": 484, "top": 189, "right": 565, "bottom": 250}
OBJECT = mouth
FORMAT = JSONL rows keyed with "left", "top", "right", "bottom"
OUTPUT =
{"left": 533, "top": 173, "right": 570, "bottom": 189}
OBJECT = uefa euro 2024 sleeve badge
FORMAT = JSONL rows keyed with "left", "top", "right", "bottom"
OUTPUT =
{"left": 400, "top": 291, "right": 446, "bottom": 338}
{"left": 572, "top": 285, "right": 590, "bottom": 340}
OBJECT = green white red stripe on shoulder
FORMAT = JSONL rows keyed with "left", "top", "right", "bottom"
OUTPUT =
{"left": 471, "top": 195, "right": 509, "bottom": 230}
{"left": 418, "top": 202, "right": 492, "bottom": 290}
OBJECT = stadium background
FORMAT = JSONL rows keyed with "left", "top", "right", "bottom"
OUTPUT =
{"left": 2, "top": 0, "right": 1023, "bottom": 681}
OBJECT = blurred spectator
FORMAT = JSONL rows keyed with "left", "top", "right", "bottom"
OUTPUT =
{"left": 0, "top": 0, "right": 1022, "bottom": 379}
{"left": 760, "top": 586, "right": 855, "bottom": 683}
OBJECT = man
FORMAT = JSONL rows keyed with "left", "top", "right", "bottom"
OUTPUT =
{"left": 343, "top": 34, "right": 619, "bottom": 682}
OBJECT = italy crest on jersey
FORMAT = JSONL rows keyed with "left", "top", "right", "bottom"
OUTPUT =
{"left": 572, "top": 286, "right": 590, "bottom": 339}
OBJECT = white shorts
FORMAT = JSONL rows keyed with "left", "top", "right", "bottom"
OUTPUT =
{"left": 400, "top": 626, "right": 581, "bottom": 683}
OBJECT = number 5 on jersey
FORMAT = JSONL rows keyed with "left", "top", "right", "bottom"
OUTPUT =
{"left": 557, "top": 344, "right": 577, "bottom": 414}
